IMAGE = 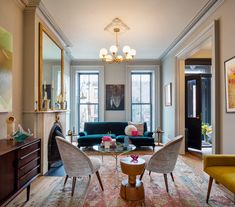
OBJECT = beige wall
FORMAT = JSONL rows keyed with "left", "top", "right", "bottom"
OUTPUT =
{"left": 161, "top": 0, "right": 235, "bottom": 153}
{"left": 0, "top": 1, "right": 71, "bottom": 137}
{"left": 0, "top": 0, "right": 23, "bottom": 138}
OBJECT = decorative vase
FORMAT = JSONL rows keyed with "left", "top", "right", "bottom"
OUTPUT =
{"left": 124, "top": 136, "right": 129, "bottom": 148}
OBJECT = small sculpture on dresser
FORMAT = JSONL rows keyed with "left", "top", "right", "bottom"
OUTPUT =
{"left": 6, "top": 116, "right": 15, "bottom": 140}
{"left": 12, "top": 124, "right": 33, "bottom": 142}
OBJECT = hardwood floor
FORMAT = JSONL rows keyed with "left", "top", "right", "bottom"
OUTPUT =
{"left": 7, "top": 176, "right": 62, "bottom": 207}
{"left": 7, "top": 151, "right": 203, "bottom": 206}
{"left": 8, "top": 151, "right": 233, "bottom": 207}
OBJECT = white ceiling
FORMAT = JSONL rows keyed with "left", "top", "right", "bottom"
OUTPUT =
{"left": 42, "top": 0, "right": 210, "bottom": 60}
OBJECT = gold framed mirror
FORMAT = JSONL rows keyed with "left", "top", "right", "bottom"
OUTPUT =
{"left": 39, "top": 22, "right": 64, "bottom": 111}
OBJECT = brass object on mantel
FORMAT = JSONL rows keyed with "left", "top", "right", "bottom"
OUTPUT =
{"left": 39, "top": 22, "right": 65, "bottom": 111}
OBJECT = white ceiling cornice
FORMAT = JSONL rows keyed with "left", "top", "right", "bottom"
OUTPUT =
{"left": 15, "top": 0, "right": 29, "bottom": 9}
{"left": 17, "top": 0, "right": 72, "bottom": 51}
{"left": 160, "top": 0, "right": 224, "bottom": 60}
{"left": 38, "top": 1, "right": 72, "bottom": 48}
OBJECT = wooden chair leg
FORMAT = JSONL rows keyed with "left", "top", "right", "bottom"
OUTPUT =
{"left": 149, "top": 171, "right": 151, "bottom": 176}
{"left": 163, "top": 174, "right": 169, "bottom": 193}
{"left": 71, "top": 177, "right": 76, "bottom": 196}
{"left": 170, "top": 172, "right": 175, "bottom": 182}
{"left": 140, "top": 169, "right": 145, "bottom": 180}
{"left": 206, "top": 177, "right": 213, "bottom": 203}
{"left": 96, "top": 171, "right": 104, "bottom": 191}
{"left": 64, "top": 175, "right": 69, "bottom": 187}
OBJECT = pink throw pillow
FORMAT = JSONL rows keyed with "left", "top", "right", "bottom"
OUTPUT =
{"left": 131, "top": 130, "right": 138, "bottom": 136}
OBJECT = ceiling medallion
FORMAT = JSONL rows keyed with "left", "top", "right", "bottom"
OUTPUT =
{"left": 99, "top": 18, "right": 136, "bottom": 63}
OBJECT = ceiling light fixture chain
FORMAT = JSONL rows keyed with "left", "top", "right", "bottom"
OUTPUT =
{"left": 99, "top": 18, "right": 136, "bottom": 63}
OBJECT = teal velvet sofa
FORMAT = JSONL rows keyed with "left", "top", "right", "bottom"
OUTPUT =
{"left": 78, "top": 122, "right": 155, "bottom": 150}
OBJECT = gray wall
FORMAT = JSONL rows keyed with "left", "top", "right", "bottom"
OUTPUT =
{"left": 71, "top": 60, "right": 160, "bottom": 125}
{"left": 161, "top": 0, "right": 235, "bottom": 153}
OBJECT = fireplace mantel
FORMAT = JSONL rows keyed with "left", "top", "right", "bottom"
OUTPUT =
{"left": 23, "top": 110, "right": 68, "bottom": 114}
{"left": 23, "top": 111, "right": 67, "bottom": 174}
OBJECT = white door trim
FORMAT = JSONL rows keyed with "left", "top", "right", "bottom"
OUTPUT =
{"left": 175, "top": 20, "right": 220, "bottom": 154}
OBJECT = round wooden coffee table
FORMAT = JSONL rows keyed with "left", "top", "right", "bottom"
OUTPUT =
{"left": 120, "top": 157, "right": 145, "bottom": 201}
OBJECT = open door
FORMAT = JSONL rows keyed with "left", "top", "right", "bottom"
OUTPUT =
{"left": 185, "top": 75, "right": 202, "bottom": 150}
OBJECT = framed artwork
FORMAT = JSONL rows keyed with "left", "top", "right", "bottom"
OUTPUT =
{"left": 164, "top": 82, "right": 172, "bottom": 106}
{"left": 225, "top": 56, "right": 235, "bottom": 112}
{"left": 0, "top": 26, "right": 13, "bottom": 112}
{"left": 106, "top": 84, "right": 125, "bottom": 110}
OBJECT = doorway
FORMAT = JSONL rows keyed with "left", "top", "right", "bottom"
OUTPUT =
{"left": 175, "top": 21, "right": 220, "bottom": 155}
{"left": 185, "top": 58, "right": 212, "bottom": 154}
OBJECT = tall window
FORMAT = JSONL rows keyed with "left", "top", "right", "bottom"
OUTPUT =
{"left": 78, "top": 73, "right": 99, "bottom": 131}
{"left": 131, "top": 72, "right": 152, "bottom": 130}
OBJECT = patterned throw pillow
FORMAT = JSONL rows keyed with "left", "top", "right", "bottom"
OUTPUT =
{"left": 125, "top": 125, "right": 137, "bottom": 136}
{"left": 128, "top": 122, "right": 144, "bottom": 136}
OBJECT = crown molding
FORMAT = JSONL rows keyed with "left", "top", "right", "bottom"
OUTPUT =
{"left": 160, "top": 0, "right": 224, "bottom": 60}
{"left": 71, "top": 59, "right": 160, "bottom": 66}
{"left": 38, "top": 1, "right": 72, "bottom": 48}
{"left": 15, "top": 0, "right": 28, "bottom": 9}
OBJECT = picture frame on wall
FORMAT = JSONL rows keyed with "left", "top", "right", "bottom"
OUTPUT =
{"left": 106, "top": 84, "right": 125, "bottom": 110}
{"left": 0, "top": 26, "right": 13, "bottom": 112}
{"left": 164, "top": 82, "right": 172, "bottom": 106}
{"left": 225, "top": 56, "right": 235, "bottom": 112}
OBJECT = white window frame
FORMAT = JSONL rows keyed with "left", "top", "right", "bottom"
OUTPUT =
{"left": 126, "top": 65, "right": 160, "bottom": 131}
{"left": 70, "top": 65, "right": 104, "bottom": 133}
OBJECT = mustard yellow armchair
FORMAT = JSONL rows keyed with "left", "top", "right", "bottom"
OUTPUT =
{"left": 203, "top": 155, "right": 235, "bottom": 203}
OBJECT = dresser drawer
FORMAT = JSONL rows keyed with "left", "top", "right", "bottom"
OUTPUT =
{"left": 18, "top": 149, "right": 40, "bottom": 168}
{"left": 18, "top": 140, "right": 40, "bottom": 159}
{"left": 18, "top": 157, "right": 40, "bottom": 178}
{"left": 17, "top": 166, "right": 40, "bottom": 189}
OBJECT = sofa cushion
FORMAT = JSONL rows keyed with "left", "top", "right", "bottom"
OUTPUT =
{"left": 116, "top": 135, "right": 154, "bottom": 146}
{"left": 79, "top": 131, "right": 87, "bottom": 136}
{"left": 84, "top": 122, "right": 128, "bottom": 135}
{"left": 79, "top": 134, "right": 116, "bottom": 139}
{"left": 205, "top": 166, "right": 235, "bottom": 192}
{"left": 144, "top": 131, "right": 153, "bottom": 137}
{"left": 83, "top": 122, "right": 148, "bottom": 136}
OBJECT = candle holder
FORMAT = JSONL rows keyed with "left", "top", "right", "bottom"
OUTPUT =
{"left": 44, "top": 99, "right": 50, "bottom": 111}
{"left": 154, "top": 128, "right": 164, "bottom": 146}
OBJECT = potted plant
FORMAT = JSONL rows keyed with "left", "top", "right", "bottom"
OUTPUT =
{"left": 201, "top": 123, "right": 212, "bottom": 143}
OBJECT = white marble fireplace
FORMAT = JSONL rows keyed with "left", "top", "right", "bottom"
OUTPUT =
{"left": 23, "top": 111, "right": 67, "bottom": 174}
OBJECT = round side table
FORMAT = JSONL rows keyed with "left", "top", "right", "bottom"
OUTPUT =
{"left": 120, "top": 157, "right": 145, "bottom": 201}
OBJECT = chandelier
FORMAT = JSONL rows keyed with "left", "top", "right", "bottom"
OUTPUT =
{"left": 99, "top": 18, "right": 136, "bottom": 63}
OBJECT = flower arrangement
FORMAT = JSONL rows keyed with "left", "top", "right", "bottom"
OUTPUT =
{"left": 102, "top": 136, "right": 112, "bottom": 142}
{"left": 201, "top": 123, "right": 212, "bottom": 143}
{"left": 102, "top": 136, "right": 116, "bottom": 149}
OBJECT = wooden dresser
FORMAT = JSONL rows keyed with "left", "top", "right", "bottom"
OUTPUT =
{"left": 0, "top": 137, "right": 41, "bottom": 207}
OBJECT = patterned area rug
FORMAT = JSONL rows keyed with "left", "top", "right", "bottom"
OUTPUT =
{"left": 39, "top": 154, "right": 234, "bottom": 207}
